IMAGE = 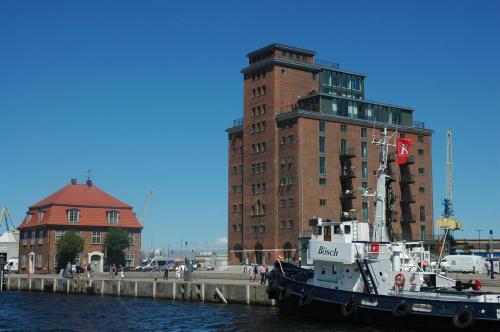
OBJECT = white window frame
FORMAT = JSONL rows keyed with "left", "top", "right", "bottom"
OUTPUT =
{"left": 92, "top": 231, "right": 101, "bottom": 244}
{"left": 129, "top": 232, "right": 135, "bottom": 245}
{"left": 107, "top": 211, "right": 120, "bottom": 224}
{"left": 125, "top": 253, "right": 135, "bottom": 267}
{"left": 31, "top": 230, "right": 35, "bottom": 245}
{"left": 37, "top": 254, "right": 43, "bottom": 268}
{"left": 67, "top": 209, "right": 80, "bottom": 223}
{"left": 38, "top": 210, "right": 44, "bottom": 223}
{"left": 38, "top": 230, "right": 44, "bottom": 244}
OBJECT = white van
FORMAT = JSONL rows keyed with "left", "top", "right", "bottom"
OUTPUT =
{"left": 440, "top": 255, "right": 485, "bottom": 274}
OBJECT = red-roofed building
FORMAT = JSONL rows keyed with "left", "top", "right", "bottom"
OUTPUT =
{"left": 18, "top": 179, "right": 142, "bottom": 273}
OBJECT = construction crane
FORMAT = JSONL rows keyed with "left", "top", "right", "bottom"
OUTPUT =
{"left": 138, "top": 190, "right": 153, "bottom": 226}
{"left": 0, "top": 206, "right": 17, "bottom": 232}
{"left": 436, "top": 131, "right": 461, "bottom": 263}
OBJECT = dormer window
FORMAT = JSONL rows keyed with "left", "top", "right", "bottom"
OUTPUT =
{"left": 107, "top": 211, "right": 119, "bottom": 224}
{"left": 26, "top": 213, "right": 33, "bottom": 225}
{"left": 38, "top": 210, "right": 45, "bottom": 223}
{"left": 67, "top": 209, "right": 80, "bottom": 223}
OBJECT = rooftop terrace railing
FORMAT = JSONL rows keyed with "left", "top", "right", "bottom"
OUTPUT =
{"left": 232, "top": 118, "right": 244, "bottom": 127}
{"left": 314, "top": 58, "right": 340, "bottom": 69}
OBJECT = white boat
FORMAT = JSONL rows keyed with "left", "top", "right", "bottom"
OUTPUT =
{"left": 267, "top": 128, "right": 500, "bottom": 330}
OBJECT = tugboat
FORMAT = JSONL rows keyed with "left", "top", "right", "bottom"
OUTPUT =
{"left": 267, "top": 128, "right": 500, "bottom": 330}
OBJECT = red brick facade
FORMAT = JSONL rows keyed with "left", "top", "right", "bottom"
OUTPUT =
{"left": 18, "top": 180, "right": 142, "bottom": 273}
{"left": 227, "top": 44, "right": 433, "bottom": 265}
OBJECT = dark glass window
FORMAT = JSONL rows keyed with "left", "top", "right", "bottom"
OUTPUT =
{"left": 361, "top": 127, "right": 367, "bottom": 139}
{"left": 320, "top": 157, "right": 326, "bottom": 175}
{"left": 418, "top": 135, "right": 424, "bottom": 143}
{"left": 319, "top": 137, "right": 325, "bottom": 153}
{"left": 319, "top": 121, "right": 326, "bottom": 133}
{"left": 340, "top": 124, "right": 347, "bottom": 132}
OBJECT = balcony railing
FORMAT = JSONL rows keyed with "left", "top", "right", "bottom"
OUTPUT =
{"left": 401, "top": 214, "right": 416, "bottom": 223}
{"left": 399, "top": 174, "right": 415, "bottom": 183}
{"left": 232, "top": 118, "right": 243, "bottom": 127}
{"left": 339, "top": 169, "right": 356, "bottom": 180}
{"left": 340, "top": 191, "right": 356, "bottom": 200}
{"left": 339, "top": 147, "right": 356, "bottom": 158}
{"left": 399, "top": 155, "right": 415, "bottom": 165}
{"left": 314, "top": 59, "right": 340, "bottom": 69}
{"left": 413, "top": 121, "right": 425, "bottom": 129}
{"left": 401, "top": 195, "right": 416, "bottom": 203}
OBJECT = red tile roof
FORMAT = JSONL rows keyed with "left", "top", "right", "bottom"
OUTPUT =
{"left": 19, "top": 182, "right": 142, "bottom": 229}
{"left": 30, "top": 183, "right": 132, "bottom": 209}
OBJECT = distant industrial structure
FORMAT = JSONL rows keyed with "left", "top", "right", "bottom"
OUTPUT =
{"left": 227, "top": 43, "right": 433, "bottom": 265}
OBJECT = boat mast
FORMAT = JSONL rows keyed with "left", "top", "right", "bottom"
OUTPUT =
{"left": 371, "top": 128, "right": 396, "bottom": 242}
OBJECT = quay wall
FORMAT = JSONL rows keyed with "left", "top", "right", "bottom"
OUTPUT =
{"left": 3, "top": 276, "right": 274, "bottom": 306}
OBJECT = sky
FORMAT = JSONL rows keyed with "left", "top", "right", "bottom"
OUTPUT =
{"left": 1, "top": 0, "right": 499, "bottom": 250}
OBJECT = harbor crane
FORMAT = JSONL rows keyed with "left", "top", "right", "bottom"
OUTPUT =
{"left": 436, "top": 131, "right": 461, "bottom": 263}
{"left": 0, "top": 206, "right": 16, "bottom": 232}
{"left": 139, "top": 190, "right": 153, "bottom": 226}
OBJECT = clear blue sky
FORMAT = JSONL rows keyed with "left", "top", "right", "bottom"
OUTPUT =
{"left": 1, "top": 1, "right": 499, "bottom": 250}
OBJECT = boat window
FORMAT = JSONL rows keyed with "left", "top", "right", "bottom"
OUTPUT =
{"left": 324, "top": 226, "right": 331, "bottom": 241}
{"left": 344, "top": 225, "right": 351, "bottom": 234}
{"left": 321, "top": 265, "right": 326, "bottom": 274}
{"left": 332, "top": 264, "right": 337, "bottom": 275}
{"left": 313, "top": 226, "right": 322, "bottom": 236}
{"left": 333, "top": 225, "right": 342, "bottom": 234}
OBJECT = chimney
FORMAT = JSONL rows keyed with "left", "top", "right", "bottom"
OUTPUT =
{"left": 71, "top": 179, "right": 77, "bottom": 185}
{"left": 86, "top": 179, "right": 93, "bottom": 187}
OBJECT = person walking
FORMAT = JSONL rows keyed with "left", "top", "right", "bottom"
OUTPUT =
{"left": 253, "top": 264, "right": 258, "bottom": 282}
{"left": 259, "top": 264, "right": 266, "bottom": 285}
{"left": 163, "top": 266, "right": 169, "bottom": 280}
{"left": 249, "top": 263, "right": 255, "bottom": 282}
{"left": 66, "top": 262, "right": 72, "bottom": 278}
{"left": 119, "top": 264, "right": 124, "bottom": 279}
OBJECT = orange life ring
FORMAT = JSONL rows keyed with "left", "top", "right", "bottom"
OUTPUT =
{"left": 395, "top": 272, "right": 405, "bottom": 288}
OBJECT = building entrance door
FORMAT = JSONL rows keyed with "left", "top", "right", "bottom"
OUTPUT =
{"left": 28, "top": 252, "right": 35, "bottom": 274}
{"left": 88, "top": 251, "right": 104, "bottom": 272}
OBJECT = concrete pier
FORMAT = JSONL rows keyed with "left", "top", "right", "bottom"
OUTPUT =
{"left": 3, "top": 275, "right": 274, "bottom": 306}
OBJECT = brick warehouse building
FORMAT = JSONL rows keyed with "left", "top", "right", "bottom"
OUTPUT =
{"left": 227, "top": 44, "right": 433, "bottom": 265}
{"left": 18, "top": 179, "right": 142, "bottom": 273}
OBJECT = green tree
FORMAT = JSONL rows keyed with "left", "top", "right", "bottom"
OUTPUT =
{"left": 56, "top": 231, "right": 84, "bottom": 269}
{"left": 104, "top": 228, "right": 130, "bottom": 266}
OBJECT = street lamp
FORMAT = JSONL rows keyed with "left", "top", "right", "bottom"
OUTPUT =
{"left": 475, "top": 229, "right": 483, "bottom": 256}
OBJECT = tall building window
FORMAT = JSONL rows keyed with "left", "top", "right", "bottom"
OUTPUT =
{"left": 319, "top": 136, "right": 325, "bottom": 153}
{"left": 287, "top": 199, "right": 294, "bottom": 207}
{"left": 287, "top": 135, "right": 294, "bottom": 144}
{"left": 238, "top": 165, "right": 243, "bottom": 173}
{"left": 361, "top": 127, "right": 367, "bottom": 139}
{"left": 319, "top": 121, "right": 326, "bottom": 133}
{"left": 319, "top": 199, "right": 327, "bottom": 207}
{"left": 340, "top": 124, "right": 347, "bottom": 132}
{"left": 419, "top": 206, "right": 426, "bottom": 221}
{"left": 92, "top": 231, "right": 102, "bottom": 244}
{"left": 420, "top": 226, "right": 426, "bottom": 240}
{"left": 67, "top": 209, "right": 80, "bottom": 223}
{"left": 319, "top": 178, "right": 327, "bottom": 185}
{"left": 361, "top": 142, "right": 367, "bottom": 159}
{"left": 38, "top": 210, "right": 45, "bottom": 223}
{"left": 362, "top": 202, "right": 369, "bottom": 221}
{"left": 22, "top": 255, "right": 26, "bottom": 268}
{"left": 418, "top": 168, "right": 425, "bottom": 175}
{"left": 55, "top": 230, "right": 64, "bottom": 243}
{"left": 129, "top": 232, "right": 135, "bottom": 245}
{"left": 418, "top": 135, "right": 424, "bottom": 143}
{"left": 319, "top": 157, "right": 326, "bottom": 175}
{"left": 232, "top": 166, "right": 237, "bottom": 174}
{"left": 419, "top": 186, "right": 425, "bottom": 193}
{"left": 107, "top": 211, "right": 120, "bottom": 224}
{"left": 418, "top": 149, "right": 424, "bottom": 156}
{"left": 340, "top": 139, "right": 348, "bottom": 154}
{"left": 38, "top": 230, "right": 44, "bottom": 244}
{"left": 362, "top": 162, "right": 368, "bottom": 179}
{"left": 362, "top": 182, "right": 368, "bottom": 190}
{"left": 125, "top": 254, "right": 135, "bottom": 268}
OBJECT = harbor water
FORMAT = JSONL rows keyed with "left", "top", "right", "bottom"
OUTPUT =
{"left": 0, "top": 292, "right": 419, "bottom": 332}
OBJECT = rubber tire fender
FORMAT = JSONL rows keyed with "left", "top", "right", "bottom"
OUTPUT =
{"left": 392, "top": 301, "right": 411, "bottom": 318}
{"left": 340, "top": 299, "right": 358, "bottom": 317}
{"left": 297, "top": 290, "right": 313, "bottom": 307}
{"left": 279, "top": 285, "right": 292, "bottom": 302}
{"left": 452, "top": 308, "right": 475, "bottom": 329}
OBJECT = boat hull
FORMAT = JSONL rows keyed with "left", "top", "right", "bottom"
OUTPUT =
{"left": 268, "top": 264, "right": 500, "bottom": 331}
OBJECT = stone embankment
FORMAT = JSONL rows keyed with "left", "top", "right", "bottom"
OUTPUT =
{"left": 3, "top": 271, "right": 274, "bottom": 306}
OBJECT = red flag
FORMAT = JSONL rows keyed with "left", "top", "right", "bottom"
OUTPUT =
{"left": 397, "top": 138, "right": 413, "bottom": 165}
